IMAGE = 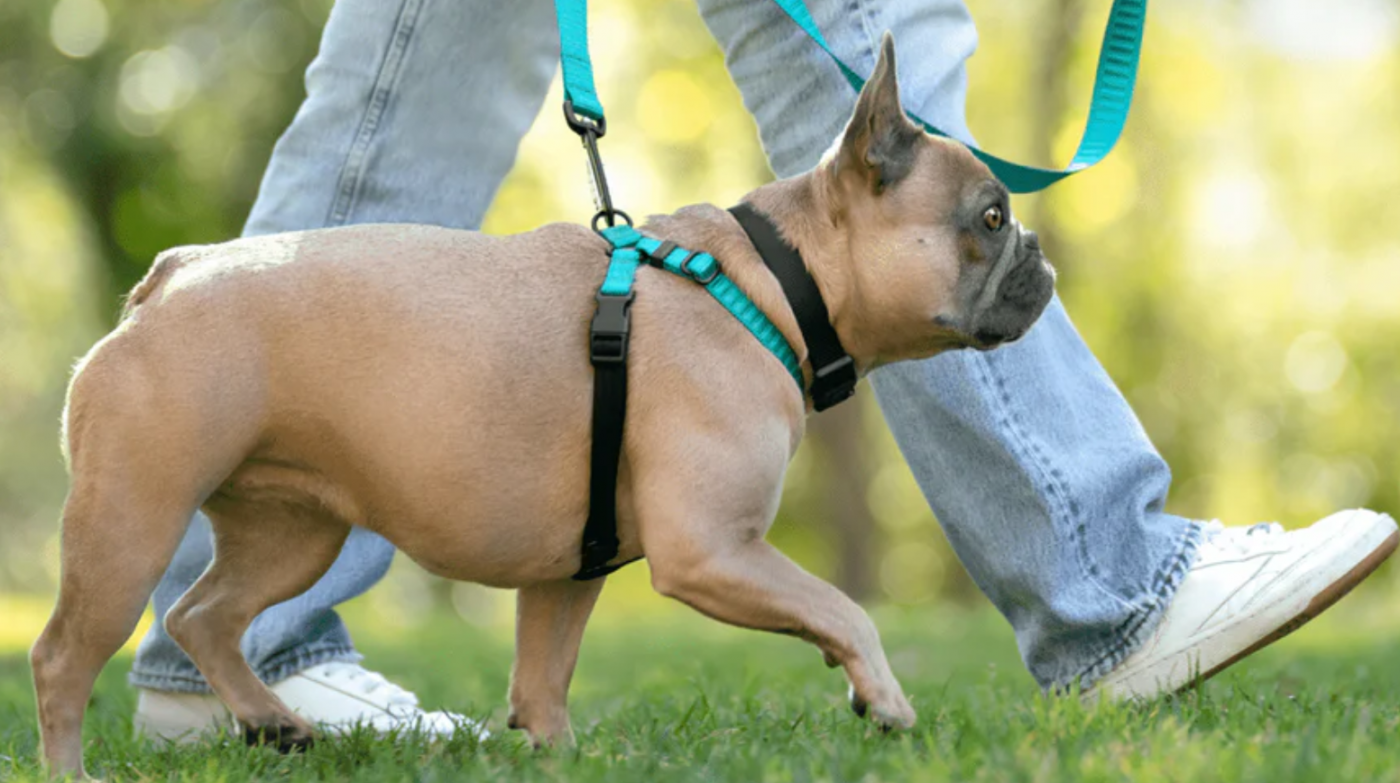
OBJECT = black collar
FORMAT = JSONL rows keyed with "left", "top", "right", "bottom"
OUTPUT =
{"left": 728, "top": 202, "right": 857, "bottom": 411}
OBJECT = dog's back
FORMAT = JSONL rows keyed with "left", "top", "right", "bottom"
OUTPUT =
{"left": 66, "top": 219, "right": 797, "bottom": 577}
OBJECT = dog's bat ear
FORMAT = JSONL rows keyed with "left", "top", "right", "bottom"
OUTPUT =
{"left": 836, "top": 32, "right": 922, "bottom": 194}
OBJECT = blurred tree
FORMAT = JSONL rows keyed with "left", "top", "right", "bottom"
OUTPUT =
{"left": 1, "top": 0, "right": 331, "bottom": 317}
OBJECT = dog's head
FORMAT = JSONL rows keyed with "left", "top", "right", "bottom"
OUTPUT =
{"left": 812, "top": 33, "right": 1055, "bottom": 365}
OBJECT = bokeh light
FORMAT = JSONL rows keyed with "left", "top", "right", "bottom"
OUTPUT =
{"left": 49, "top": 0, "right": 109, "bottom": 59}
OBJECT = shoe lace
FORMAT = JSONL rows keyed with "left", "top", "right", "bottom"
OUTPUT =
{"left": 317, "top": 662, "right": 421, "bottom": 711}
{"left": 1200, "top": 519, "right": 1286, "bottom": 557}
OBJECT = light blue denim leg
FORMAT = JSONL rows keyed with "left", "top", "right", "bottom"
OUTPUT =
{"left": 130, "top": 0, "right": 560, "bottom": 692}
{"left": 697, "top": 0, "right": 1202, "bottom": 690}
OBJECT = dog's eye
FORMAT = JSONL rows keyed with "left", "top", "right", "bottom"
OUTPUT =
{"left": 983, "top": 205, "right": 1004, "bottom": 232}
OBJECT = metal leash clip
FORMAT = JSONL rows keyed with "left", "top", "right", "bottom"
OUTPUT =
{"left": 563, "top": 100, "right": 631, "bottom": 233}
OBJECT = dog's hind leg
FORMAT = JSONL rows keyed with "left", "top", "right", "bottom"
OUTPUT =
{"left": 507, "top": 578, "right": 606, "bottom": 746}
{"left": 31, "top": 482, "right": 195, "bottom": 778}
{"left": 163, "top": 500, "right": 350, "bottom": 751}
{"left": 31, "top": 335, "right": 235, "bottom": 778}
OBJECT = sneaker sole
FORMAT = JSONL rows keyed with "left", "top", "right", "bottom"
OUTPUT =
{"left": 1188, "top": 526, "right": 1397, "bottom": 689}
{"left": 133, "top": 712, "right": 232, "bottom": 745}
{"left": 1089, "top": 513, "right": 1398, "bottom": 701}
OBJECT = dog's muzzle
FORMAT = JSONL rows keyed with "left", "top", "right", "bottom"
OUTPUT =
{"left": 968, "top": 221, "right": 1056, "bottom": 349}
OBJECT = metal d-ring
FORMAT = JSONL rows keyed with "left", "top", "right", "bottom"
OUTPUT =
{"left": 591, "top": 209, "right": 633, "bottom": 233}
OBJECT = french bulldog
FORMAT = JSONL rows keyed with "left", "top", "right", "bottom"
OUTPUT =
{"left": 32, "top": 34, "right": 1053, "bottom": 777}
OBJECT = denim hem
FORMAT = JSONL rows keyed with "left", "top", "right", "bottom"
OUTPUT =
{"left": 127, "top": 644, "right": 363, "bottom": 694}
{"left": 1062, "top": 518, "right": 1206, "bottom": 692}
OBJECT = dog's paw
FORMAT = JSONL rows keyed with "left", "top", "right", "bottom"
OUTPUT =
{"left": 242, "top": 720, "right": 315, "bottom": 753}
{"left": 507, "top": 708, "right": 573, "bottom": 749}
{"left": 848, "top": 685, "right": 915, "bottom": 731}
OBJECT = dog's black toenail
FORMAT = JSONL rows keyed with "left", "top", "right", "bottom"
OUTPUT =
{"left": 850, "top": 696, "right": 868, "bottom": 719}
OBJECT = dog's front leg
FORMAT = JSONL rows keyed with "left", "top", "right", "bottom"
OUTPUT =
{"left": 648, "top": 536, "right": 916, "bottom": 730}
{"left": 507, "top": 577, "right": 606, "bottom": 746}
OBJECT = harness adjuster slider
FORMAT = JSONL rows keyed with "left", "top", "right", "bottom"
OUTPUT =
{"left": 645, "top": 240, "right": 677, "bottom": 268}
{"left": 589, "top": 291, "right": 635, "bottom": 365}
{"left": 811, "top": 355, "right": 857, "bottom": 411}
{"left": 680, "top": 253, "right": 721, "bottom": 285}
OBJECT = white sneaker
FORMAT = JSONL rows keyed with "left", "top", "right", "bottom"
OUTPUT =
{"left": 1089, "top": 508, "right": 1398, "bottom": 701}
{"left": 135, "top": 662, "right": 486, "bottom": 742}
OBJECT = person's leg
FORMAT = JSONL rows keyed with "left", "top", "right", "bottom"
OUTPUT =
{"left": 697, "top": 0, "right": 1202, "bottom": 690}
{"left": 130, "top": 0, "right": 560, "bottom": 695}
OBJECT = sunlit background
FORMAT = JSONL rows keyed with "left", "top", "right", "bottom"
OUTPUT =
{"left": 1, "top": 0, "right": 1398, "bottom": 653}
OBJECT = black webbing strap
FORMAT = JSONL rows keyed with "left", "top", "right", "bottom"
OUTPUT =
{"left": 575, "top": 290, "right": 635, "bottom": 580}
{"left": 727, "top": 203, "right": 857, "bottom": 411}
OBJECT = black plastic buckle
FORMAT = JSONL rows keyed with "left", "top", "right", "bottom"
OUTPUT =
{"left": 811, "top": 355, "right": 858, "bottom": 411}
{"left": 590, "top": 291, "right": 635, "bottom": 365}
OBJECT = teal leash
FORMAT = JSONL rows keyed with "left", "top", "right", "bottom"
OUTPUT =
{"left": 555, "top": 0, "right": 1148, "bottom": 194}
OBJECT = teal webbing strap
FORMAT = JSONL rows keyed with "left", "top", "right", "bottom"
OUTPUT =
{"left": 633, "top": 236, "right": 805, "bottom": 390}
{"left": 767, "top": 0, "right": 1147, "bottom": 193}
{"left": 599, "top": 225, "right": 644, "bottom": 294}
{"left": 554, "top": 0, "right": 606, "bottom": 122}
{"left": 600, "top": 224, "right": 642, "bottom": 246}
{"left": 703, "top": 275, "right": 805, "bottom": 391}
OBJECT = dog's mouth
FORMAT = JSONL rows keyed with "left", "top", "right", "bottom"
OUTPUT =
{"left": 966, "top": 324, "right": 1030, "bottom": 350}
{"left": 933, "top": 316, "right": 1022, "bottom": 351}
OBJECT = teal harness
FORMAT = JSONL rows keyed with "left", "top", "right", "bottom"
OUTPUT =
{"left": 596, "top": 224, "right": 802, "bottom": 389}
{"left": 573, "top": 223, "right": 806, "bottom": 580}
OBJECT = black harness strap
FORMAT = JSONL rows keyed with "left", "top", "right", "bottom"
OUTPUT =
{"left": 575, "top": 290, "right": 636, "bottom": 580}
{"left": 727, "top": 203, "right": 858, "bottom": 411}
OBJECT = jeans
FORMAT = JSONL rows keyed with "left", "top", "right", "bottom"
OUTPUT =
{"left": 130, "top": 0, "right": 1202, "bottom": 693}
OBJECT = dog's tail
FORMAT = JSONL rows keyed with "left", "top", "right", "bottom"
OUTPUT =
{"left": 120, "top": 249, "right": 188, "bottom": 319}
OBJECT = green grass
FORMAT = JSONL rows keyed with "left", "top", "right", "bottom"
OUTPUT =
{"left": 3, "top": 596, "right": 1400, "bottom": 782}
